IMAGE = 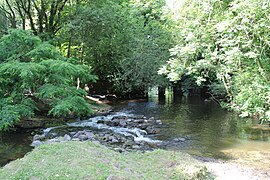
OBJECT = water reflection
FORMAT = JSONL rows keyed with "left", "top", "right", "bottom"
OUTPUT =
{"left": 115, "top": 95, "right": 270, "bottom": 158}
{"left": 1, "top": 95, "right": 270, "bottom": 167}
{"left": 0, "top": 130, "right": 33, "bottom": 167}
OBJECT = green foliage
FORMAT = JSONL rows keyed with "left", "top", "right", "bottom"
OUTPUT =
{"left": 0, "top": 29, "right": 96, "bottom": 131}
{"left": 160, "top": 0, "right": 270, "bottom": 121}
{"left": 0, "top": 98, "right": 36, "bottom": 131}
{"left": 0, "top": 10, "right": 7, "bottom": 37}
{"left": 49, "top": 96, "right": 93, "bottom": 117}
{"left": 58, "top": 0, "right": 173, "bottom": 94}
{"left": 37, "top": 84, "right": 86, "bottom": 99}
{"left": 0, "top": 29, "right": 41, "bottom": 62}
{"left": 25, "top": 43, "right": 63, "bottom": 61}
{"left": 114, "top": 10, "right": 173, "bottom": 93}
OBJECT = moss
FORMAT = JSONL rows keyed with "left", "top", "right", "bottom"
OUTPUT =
{"left": 0, "top": 141, "right": 208, "bottom": 179}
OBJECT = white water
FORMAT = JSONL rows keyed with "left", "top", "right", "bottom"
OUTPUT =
{"left": 43, "top": 111, "right": 161, "bottom": 144}
{"left": 68, "top": 112, "right": 161, "bottom": 143}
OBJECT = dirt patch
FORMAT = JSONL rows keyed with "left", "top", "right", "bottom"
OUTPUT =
{"left": 204, "top": 160, "right": 269, "bottom": 180}
{"left": 195, "top": 142, "right": 270, "bottom": 180}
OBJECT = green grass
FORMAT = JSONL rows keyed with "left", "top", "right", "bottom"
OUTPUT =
{"left": 0, "top": 141, "right": 208, "bottom": 179}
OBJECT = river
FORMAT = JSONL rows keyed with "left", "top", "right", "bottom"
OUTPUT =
{"left": 113, "top": 96, "right": 270, "bottom": 154}
{"left": 1, "top": 95, "right": 270, "bottom": 171}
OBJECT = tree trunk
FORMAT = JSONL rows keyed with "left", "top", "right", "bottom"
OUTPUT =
{"left": 158, "top": 86, "right": 165, "bottom": 100}
{"left": 67, "top": 31, "right": 73, "bottom": 58}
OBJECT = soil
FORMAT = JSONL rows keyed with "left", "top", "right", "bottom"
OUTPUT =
{"left": 196, "top": 150, "right": 270, "bottom": 179}
{"left": 203, "top": 159, "right": 269, "bottom": 180}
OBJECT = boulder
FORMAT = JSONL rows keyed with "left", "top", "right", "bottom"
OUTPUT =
{"left": 33, "top": 134, "right": 45, "bottom": 141}
{"left": 119, "top": 120, "right": 127, "bottom": 127}
{"left": 112, "top": 116, "right": 128, "bottom": 120}
{"left": 133, "top": 115, "right": 146, "bottom": 119}
{"left": 146, "top": 127, "right": 160, "bottom": 134}
{"left": 47, "top": 138, "right": 60, "bottom": 144}
{"left": 63, "top": 134, "right": 72, "bottom": 141}
{"left": 109, "top": 136, "right": 119, "bottom": 143}
{"left": 156, "top": 120, "right": 162, "bottom": 125}
{"left": 138, "top": 123, "right": 149, "bottom": 130}
{"left": 31, "top": 140, "right": 43, "bottom": 147}
{"left": 111, "top": 120, "right": 120, "bottom": 126}
{"left": 148, "top": 117, "right": 155, "bottom": 121}
{"left": 70, "top": 132, "right": 77, "bottom": 136}
{"left": 173, "top": 138, "right": 186, "bottom": 142}
{"left": 78, "top": 134, "right": 89, "bottom": 141}
{"left": 124, "top": 141, "right": 134, "bottom": 147}
{"left": 85, "top": 131, "right": 95, "bottom": 139}
{"left": 134, "top": 119, "right": 144, "bottom": 124}
{"left": 97, "top": 120, "right": 105, "bottom": 124}
{"left": 105, "top": 121, "right": 113, "bottom": 126}
{"left": 73, "top": 131, "right": 85, "bottom": 138}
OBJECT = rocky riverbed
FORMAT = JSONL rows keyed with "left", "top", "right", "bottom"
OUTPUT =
{"left": 31, "top": 112, "right": 165, "bottom": 152}
{"left": 29, "top": 111, "right": 270, "bottom": 179}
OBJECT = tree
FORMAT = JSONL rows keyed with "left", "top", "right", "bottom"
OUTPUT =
{"left": 0, "top": 8, "right": 8, "bottom": 37}
{"left": 0, "top": 29, "right": 97, "bottom": 131}
{"left": 0, "top": 0, "right": 70, "bottom": 38}
{"left": 159, "top": 0, "right": 270, "bottom": 121}
{"left": 114, "top": 11, "right": 173, "bottom": 93}
{"left": 58, "top": 0, "right": 173, "bottom": 95}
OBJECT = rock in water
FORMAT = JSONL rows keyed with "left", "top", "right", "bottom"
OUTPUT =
{"left": 85, "top": 131, "right": 94, "bottom": 139}
{"left": 33, "top": 134, "right": 45, "bottom": 141}
{"left": 112, "top": 116, "right": 127, "bottom": 120}
{"left": 31, "top": 140, "right": 43, "bottom": 147}
{"left": 156, "top": 120, "right": 162, "bottom": 125}
{"left": 173, "top": 138, "right": 186, "bottom": 142}
{"left": 109, "top": 136, "right": 119, "bottom": 143}
{"left": 119, "top": 120, "right": 127, "bottom": 127}
{"left": 78, "top": 134, "right": 89, "bottom": 141}
{"left": 73, "top": 131, "right": 85, "bottom": 138}
{"left": 63, "top": 134, "right": 72, "bottom": 141}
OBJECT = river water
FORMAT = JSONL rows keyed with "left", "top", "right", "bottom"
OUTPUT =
{"left": 113, "top": 96, "right": 270, "bottom": 157}
{"left": 1, "top": 95, "right": 270, "bottom": 167}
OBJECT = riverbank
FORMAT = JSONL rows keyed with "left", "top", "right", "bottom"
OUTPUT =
{"left": 0, "top": 141, "right": 208, "bottom": 179}
{"left": 1, "top": 97, "right": 270, "bottom": 179}
{"left": 16, "top": 101, "right": 112, "bottom": 129}
{"left": 1, "top": 140, "right": 269, "bottom": 179}
{"left": 196, "top": 155, "right": 269, "bottom": 180}
{"left": 193, "top": 139, "right": 270, "bottom": 179}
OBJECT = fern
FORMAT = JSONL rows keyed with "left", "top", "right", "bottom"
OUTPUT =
{"left": 0, "top": 98, "right": 36, "bottom": 131}
{"left": 37, "top": 84, "right": 87, "bottom": 99}
{"left": 0, "top": 29, "right": 97, "bottom": 131}
{"left": 49, "top": 96, "right": 93, "bottom": 117}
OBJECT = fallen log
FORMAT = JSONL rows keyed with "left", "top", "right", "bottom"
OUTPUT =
{"left": 85, "top": 95, "right": 103, "bottom": 104}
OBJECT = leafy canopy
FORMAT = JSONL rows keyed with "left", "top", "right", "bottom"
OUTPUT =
{"left": 0, "top": 29, "right": 97, "bottom": 131}
{"left": 160, "top": 0, "right": 270, "bottom": 121}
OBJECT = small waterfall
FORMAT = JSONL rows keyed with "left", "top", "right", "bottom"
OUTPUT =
{"left": 67, "top": 111, "right": 161, "bottom": 143}
{"left": 41, "top": 111, "right": 162, "bottom": 144}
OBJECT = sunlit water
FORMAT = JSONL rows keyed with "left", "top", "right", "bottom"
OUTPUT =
{"left": 112, "top": 96, "right": 270, "bottom": 159}
{"left": 1, "top": 95, "right": 270, "bottom": 167}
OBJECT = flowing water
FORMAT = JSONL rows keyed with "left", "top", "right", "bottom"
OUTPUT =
{"left": 1, "top": 95, "right": 270, "bottom": 168}
{"left": 113, "top": 96, "right": 270, "bottom": 158}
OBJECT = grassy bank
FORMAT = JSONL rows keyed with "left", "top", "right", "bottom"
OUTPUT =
{"left": 0, "top": 141, "right": 207, "bottom": 179}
